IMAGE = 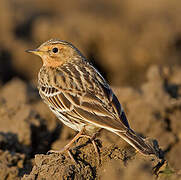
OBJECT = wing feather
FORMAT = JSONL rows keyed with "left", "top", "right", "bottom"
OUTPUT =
{"left": 38, "top": 63, "right": 130, "bottom": 132}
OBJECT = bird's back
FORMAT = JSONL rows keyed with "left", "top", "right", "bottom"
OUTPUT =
{"left": 38, "top": 60, "right": 130, "bottom": 132}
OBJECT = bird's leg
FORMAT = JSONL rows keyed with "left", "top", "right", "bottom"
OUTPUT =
{"left": 47, "top": 128, "right": 84, "bottom": 163}
{"left": 79, "top": 132, "right": 101, "bottom": 164}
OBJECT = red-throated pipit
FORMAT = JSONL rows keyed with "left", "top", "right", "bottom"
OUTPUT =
{"left": 26, "top": 39, "right": 156, "bottom": 162}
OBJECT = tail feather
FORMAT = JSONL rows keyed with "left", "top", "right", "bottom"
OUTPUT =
{"left": 116, "top": 129, "right": 156, "bottom": 155}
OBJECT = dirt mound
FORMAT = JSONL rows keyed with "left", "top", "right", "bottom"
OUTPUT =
{"left": 0, "top": 65, "right": 180, "bottom": 179}
{"left": 0, "top": 0, "right": 181, "bottom": 179}
{"left": 0, "top": 0, "right": 181, "bottom": 87}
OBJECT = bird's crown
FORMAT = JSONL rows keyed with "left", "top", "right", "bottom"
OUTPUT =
{"left": 26, "top": 39, "right": 84, "bottom": 67}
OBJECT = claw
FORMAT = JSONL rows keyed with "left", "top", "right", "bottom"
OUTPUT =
{"left": 47, "top": 149, "right": 77, "bottom": 163}
{"left": 46, "top": 128, "right": 101, "bottom": 164}
{"left": 46, "top": 129, "right": 84, "bottom": 163}
{"left": 46, "top": 149, "right": 63, "bottom": 155}
{"left": 80, "top": 134, "right": 101, "bottom": 165}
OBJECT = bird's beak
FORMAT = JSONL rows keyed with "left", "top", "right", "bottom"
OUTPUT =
{"left": 25, "top": 49, "right": 42, "bottom": 56}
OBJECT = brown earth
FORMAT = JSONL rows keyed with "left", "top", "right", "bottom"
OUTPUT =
{"left": 0, "top": 0, "right": 181, "bottom": 87}
{"left": 0, "top": 66, "right": 180, "bottom": 179}
{"left": 0, "top": 0, "right": 181, "bottom": 179}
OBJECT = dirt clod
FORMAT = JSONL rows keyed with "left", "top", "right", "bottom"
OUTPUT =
{"left": 0, "top": 65, "right": 180, "bottom": 179}
{"left": 0, "top": 0, "right": 181, "bottom": 179}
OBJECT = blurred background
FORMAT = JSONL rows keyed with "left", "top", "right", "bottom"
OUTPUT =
{"left": 0, "top": 0, "right": 181, "bottom": 179}
{"left": 0, "top": 0, "right": 181, "bottom": 87}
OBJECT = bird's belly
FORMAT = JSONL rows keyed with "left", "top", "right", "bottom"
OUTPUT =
{"left": 49, "top": 106, "right": 85, "bottom": 132}
{"left": 48, "top": 105, "right": 100, "bottom": 135}
{"left": 58, "top": 113, "right": 84, "bottom": 132}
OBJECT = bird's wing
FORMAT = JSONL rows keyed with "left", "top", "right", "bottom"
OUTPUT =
{"left": 39, "top": 63, "right": 130, "bottom": 131}
{"left": 74, "top": 64, "right": 130, "bottom": 131}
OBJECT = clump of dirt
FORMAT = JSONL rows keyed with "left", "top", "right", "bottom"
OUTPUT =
{"left": 0, "top": 0, "right": 181, "bottom": 179}
{"left": 0, "top": 65, "right": 180, "bottom": 179}
{"left": 0, "top": 150, "right": 26, "bottom": 180}
{"left": 0, "top": 0, "right": 181, "bottom": 87}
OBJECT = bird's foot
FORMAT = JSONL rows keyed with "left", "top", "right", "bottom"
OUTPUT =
{"left": 47, "top": 148, "right": 77, "bottom": 164}
{"left": 79, "top": 134, "right": 101, "bottom": 165}
{"left": 46, "top": 129, "right": 85, "bottom": 163}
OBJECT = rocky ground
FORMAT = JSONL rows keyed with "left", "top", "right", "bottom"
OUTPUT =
{"left": 0, "top": 0, "right": 181, "bottom": 179}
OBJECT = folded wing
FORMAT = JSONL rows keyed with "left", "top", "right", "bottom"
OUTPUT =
{"left": 38, "top": 63, "right": 130, "bottom": 132}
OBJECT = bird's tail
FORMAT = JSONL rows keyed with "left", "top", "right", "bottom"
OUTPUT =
{"left": 115, "top": 129, "right": 156, "bottom": 155}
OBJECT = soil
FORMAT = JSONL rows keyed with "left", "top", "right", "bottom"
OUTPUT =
{"left": 0, "top": 66, "right": 180, "bottom": 179}
{"left": 0, "top": 0, "right": 181, "bottom": 179}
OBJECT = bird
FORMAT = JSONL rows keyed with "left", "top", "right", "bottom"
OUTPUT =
{"left": 26, "top": 39, "right": 156, "bottom": 161}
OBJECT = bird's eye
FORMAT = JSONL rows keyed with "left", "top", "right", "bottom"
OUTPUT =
{"left": 52, "top": 47, "right": 58, "bottom": 53}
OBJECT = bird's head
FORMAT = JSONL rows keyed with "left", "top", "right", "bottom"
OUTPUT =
{"left": 26, "top": 39, "right": 82, "bottom": 67}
